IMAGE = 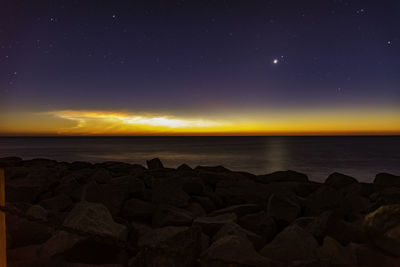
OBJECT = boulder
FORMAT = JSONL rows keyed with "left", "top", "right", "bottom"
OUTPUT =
{"left": 267, "top": 193, "right": 301, "bottom": 225}
{"left": 191, "top": 196, "right": 216, "bottom": 213}
{"left": 40, "top": 201, "right": 127, "bottom": 258}
{"left": 129, "top": 226, "right": 202, "bottom": 267}
{"left": 364, "top": 204, "right": 400, "bottom": 256}
{"left": 0, "top": 156, "right": 22, "bottom": 167}
{"left": 39, "top": 194, "right": 73, "bottom": 212}
{"left": 212, "top": 222, "right": 264, "bottom": 250}
{"left": 146, "top": 158, "right": 164, "bottom": 170}
{"left": 325, "top": 172, "right": 358, "bottom": 189}
{"left": 201, "top": 235, "right": 276, "bottom": 267}
{"left": 135, "top": 225, "right": 189, "bottom": 248}
{"left": 26, "top": 205, "right": 48, "bottom": 221}
{"left": 151, "top": 177, "right": 191, "bottom": 207}
{"left": 256, "top": 170, "right": 309, "bottom": 184}
{"left": 209, "top": 204, "right": 261, "bottom": 218}
{"left": 260, "top": 224, "right": 318, "bottom": 262}
{"left": 374, "top": 173, "right": 400, "bottom": 187}
{"left": 152, "top": 204, "right": 194, "bottom": 228}
{"left": 195, "top": 165, "right": 231, "bottom": 173}
{"left": 121, "top": 198, "right": 156, "bottom": 222}
{"left": 237, "top": 211, "right": 277, "bottom": 242}
{"left": 177, "top": 163, "right": 192, "bottom": 171}
{"left": 304, "top": 186, "right": 341, "bottom": 215}
{"left": 188, "top": 202, "right": 207, "bottom": 217}
{"left": 193, "top": 213, "right": 237, "bottom": 236}
{"left": 316, "top": 236, "right": 356, "bottom": 264}
{"left": 349, "top": 242, "right": 400, "bottom": 267}
{"left": 90, "top": 168, "right": 112, "bottom": 184}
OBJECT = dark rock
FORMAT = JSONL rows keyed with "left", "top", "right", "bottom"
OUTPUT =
{"left": 201, "top": 235, "right": 276, "bottom": 267}
{"left": 257, "top": 170, "right": 309, "bottom": 184}
{"left": 209, "top": 204, "right": 261, "bottom": 218}
{"left": 369, "top": 187, "right": 400, "bottom": 211}
{"left": 0, "top": 156, "right": 22, "bottom": 167}
{"left": 188, "top": 202, "right": 207, "bottom": 217}
{"left": 304, "top": 186, "right": 341, "bottom": 215}
{"left": 374, "top": 173, "right": 400, "bottom": 187}
{"left": 26, "top": 205, "right": 48, "bottom": 221}
{"left": 195, "top": 165, "right": 231, "bottom": 173}
{"left": 191, "top": 196, "right": 217, "bottom": 213}
{"left": 316, "top": 236, "right": 356, "bottom": 264}
{"left": 121, "top": 198, "right": 156, "bottom": 222}
{"left": 151, "top": 177, "right": 191, "bottom": 207}
{"left": 260, "top": 224, "right": 318, "bottom": 262}
{"left": 212, "top": 222, "right": 264, "bottom": 250}
{"left": 90, "top": 168, "right": 112, "bottom": 184}
{"left": 339, "top": 194, "right": 370, "bottom": 221}
{"left": 146, "top": 158, "right": 164, "bottom": 170}
{"left": 129, "top": 226, "right": 202, "bottom": 267}
{"left": 267, "top": 193, "right": 301, "bottom": 225}
{"left": 68, "top": 161, "right": 92, "bottom": 170}
{"left": 39, "top": 194, "right": 73, "bottom": 212}
{"left": 40, "top": 201, "right": 127, "bottom": 258}
{"left": 193, "top": 213, "right": 237, "bottom": 236}
{"left": 364, "top": 204, "right": 400, "bottom": 256}
{"left": 134, "top": 224, "right": 189, "bottom": 248}
{"left": 237, "top": 211, "right": 277, "bottom": 243}
{"left": 325, "top": 172, "right": 358, "bottom": 189}
{"left": 182, "top": 178, "right": 206, "bottom": 196}
{"left": 97, "top": 161, "right": 145, "bottom": 177}
{"left": 177, "top": 163, "right": 192, "bottom": 171}
{"left": 152, "top": 204, "right": 194, "bottom": 228}
{"left": 349, "top": 242, "right": 400, "bottom": 267}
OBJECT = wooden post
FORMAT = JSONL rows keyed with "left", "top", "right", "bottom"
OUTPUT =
{"left": 0, "top": 168, "right": 6, "bottom": 267}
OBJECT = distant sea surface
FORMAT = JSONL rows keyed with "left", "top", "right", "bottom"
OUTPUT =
{"left": 0, "top": 136, "right": 399, "bottom": 182}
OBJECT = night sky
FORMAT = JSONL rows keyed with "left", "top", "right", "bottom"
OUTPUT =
{"left": 1, "top": 0, "right": 399, "bottom": 135}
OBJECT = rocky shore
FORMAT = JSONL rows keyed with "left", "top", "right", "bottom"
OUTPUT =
{"left": 1, "top": 156, "right": 400, "bottom": 267}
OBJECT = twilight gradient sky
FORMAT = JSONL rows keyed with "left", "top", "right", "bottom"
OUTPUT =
{"left": 1, "top": 0, "right": 399, "bottom": 135}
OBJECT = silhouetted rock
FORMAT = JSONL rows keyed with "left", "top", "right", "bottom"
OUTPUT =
{"left": 325, "top": 172, "right": 358, "bottom": 189}
{"left": 349, "top": 242, "right": 400, "bottom": 267}
{"left": 316, "top": 236, "right": 356, "bottom": 264}
{"left": 209, "top": 204, "right": 261, "bottom": 218}
{"left": 374, "top": 173, "right": 400, "bottom": 187}
{"left": 191, "top": 196, "right": 217, "bottom": 213}
{"left": 237, "top": 211, "right": 277, "bottom": 243}
{"left": 0, "top": 156, "right": 22, "bottom": 167}
{"left": 195, "top": 165, "right": 231, "bottom": 173}
{"left": 188, "top": 202, "right": 207, "bottom": 217}
{"left": 201, "top": 235, "right": 276, "bottom": 267}
{"left": 193, "top": 213, "right": 237, "bottom": 236}
{"left": 212, "top": 222, "right": 264, "bottom": 250}
{"left": 152, "top": 204, "right": 194, "bottom": 228}
{"left": 39, "top": 194, "right": 73, "bottom": 212}
{"left": 151, "top": 177, "right": 191, "bottom": 207}
{"left": 90, "top": 168, "right": 112, "bottom": 184}
{"left": 260, "top": 224, "right": 318, "bottom": 262}
{"left": 267, "top": 193, "right": 301, "bottom": 225}
{"left": 304, "top": 186, "right": 341, "bottom": 215}
{"left": 26, "top": 205, "right": 48, "bottom": 222}
{"left": 364, "top": 204, "right": 400, "bottom": 256}
{"left": 257, "top": 170, "right": 309, "bottom": 183}
{"left": 177, "top": 163, "right": 192, "bottom": 171}
{"left": 146, "top": 158, "right": 164, "bottom": 170}
{"left": 121, "top": 198, "right": 156, "bottom": 221}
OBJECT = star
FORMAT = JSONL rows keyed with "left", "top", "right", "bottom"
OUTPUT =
{"left": 273, "top": 59, "right": 279, "bottom": 64}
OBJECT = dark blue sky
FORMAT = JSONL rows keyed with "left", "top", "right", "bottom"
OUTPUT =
{"left": 1, "top": 0, "right": 399, "bottom": 135}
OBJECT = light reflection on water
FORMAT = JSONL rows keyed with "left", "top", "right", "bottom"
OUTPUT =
{"left": 0, "top": 136, "right": 399, "bottom": 182}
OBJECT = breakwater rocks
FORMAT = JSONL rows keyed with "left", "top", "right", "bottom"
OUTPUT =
{"left": 1, "top": 156, "right": 400, "bottom": 267}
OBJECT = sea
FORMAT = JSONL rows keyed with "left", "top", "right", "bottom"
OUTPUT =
{"left": 0, "top": 136, "right": 399, "bottom": 182}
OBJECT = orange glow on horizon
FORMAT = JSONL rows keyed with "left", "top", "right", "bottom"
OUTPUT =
{"left": 0, "top": 108, "right": 399, "bottom": 136}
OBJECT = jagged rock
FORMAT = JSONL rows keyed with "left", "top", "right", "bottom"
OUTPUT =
{"left": 209, "top": 204, "right": 261, "bottom": 218}
{"left": 129, "top": 226, "right": 202, "bottom": 267}
{"left": 90, "top": 168, "right": 112, "bottom": 184}
{"left": 349, "top": 242, "right": 400, "bottom": 267}
{"left": 188, "top": 202, "right": 207, "bottom": 217}
{"left": 212, "top": 222, "right": 264, "bottom": 250}
{"left": 97, "top": 161, "right": 145, "bottom": 177}
{"left": 316, "top": 236, "right": 356, "bottom": 264}
{"left": 146, "top": 158, "right": 164, "bottom": 170}
{"left": 195, "top": 165, "right": 231, "bottom": 173}
{"left": 339, "top": 194, "right": 370, "bottom": 221}
{"left": 304, "top": 186, "right": 341, "bottom": 215}
{"left": 177, "top": 163, "right": 192, "bottom": 171}
{"left": 182, "top": 178, "right": 206, "bottom": 196}
{"left": 237, "top": 211, "right": 277, "bottom": 242}
{"left": 374, "top": 173, "right": 400, "bottom": 187}
{"left": 40, "top": 201, "right": 127, "bottom": 258}
{"left": 257, "top": 170, "right": 309, "bottom": 184}
{"left": 0, "top": 156, "right": 22, "bottom": 167}
{"left": 121, "top": 198, "right": 156, "bottom": 222}
{"left": 325, "top": 172, "right": 358, "bottom": 189}
{"left": 26, "top": 205, "right": 48, "bottom": 221}
{"left": 369, "top": 187, "right": 400, "bottom": 211}
{"left": 201, "top": 235, "right": 276, "bottom": 267}
{"left": 152, "top": 204, "right": 194, "bottom": 228}
{"left": 267, "top": 193, "right": 301, "bottom": 225}
{"left": 364, "top": 204, "right": 400, "bottom": 256}
{"left": 260, "top": 224, "right": 318, "bottom": 262}
{"left": 193, "top": 213, "right": 237, "bottom": 236}
{"left": 151, "top": 177, "right": 191, "bottom": 207}
{"left": 39, "top": 194, "right": 73, "bottom": 212}
{"left": 191, "top": 196, "right": 216, "bottom": 213}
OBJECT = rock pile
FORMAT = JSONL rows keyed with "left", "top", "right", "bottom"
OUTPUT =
{"left": 1, "top": 156, "right": 400, "bottom": 267}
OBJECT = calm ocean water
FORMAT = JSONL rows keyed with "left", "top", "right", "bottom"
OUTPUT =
{"left": 0, "top": 136, "right": 399, "bottom": 182}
